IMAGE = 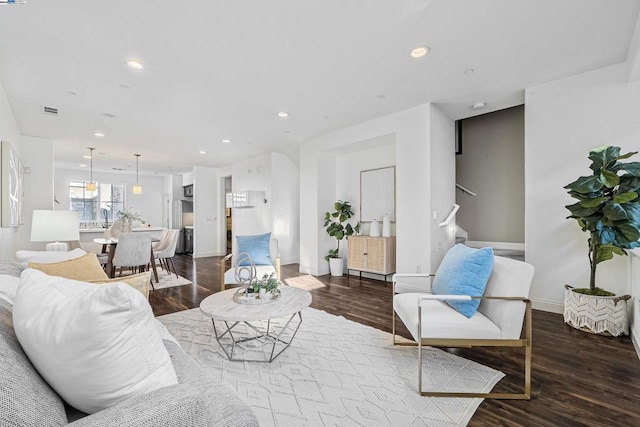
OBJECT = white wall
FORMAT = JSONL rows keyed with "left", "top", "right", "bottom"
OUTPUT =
{"left": 525, "top": 62, "right": 640, "bottom": 312}
{"left": 429, "top": 104, "right": 457, "bottom": 268}
{"left": 271, "top": 152, "right": 300, "bottom": 264}
{"left": 19, "top": 136, "right": 54, "bottom": 250}
{"left": 54, "top": 167, "right": 165, "bottom": 227}
{"left": 193, "top": 166, "right": 221, "bottom": 258}
{"left": 299, "top": 103, "right": 456, "bottom": 278}
{"left": 0, "top": 80, "right": 21, "bottom": 258}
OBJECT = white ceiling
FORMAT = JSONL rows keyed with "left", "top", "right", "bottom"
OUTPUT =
{"left": 0, "top": 0, "right": 638, "bottom": 176}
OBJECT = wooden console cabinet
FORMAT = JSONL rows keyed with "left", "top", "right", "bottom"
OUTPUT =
{"left": 347, "top": 236, "right": 396, "bottom": 280}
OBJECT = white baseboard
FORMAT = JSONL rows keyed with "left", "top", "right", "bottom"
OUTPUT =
{"left": 632, "top": 325, "right": 640, "bottom": 360}
{"left": 299, "top": 265, "right": 327, "bottom": 276}
{"left": 466, "top": 241, "right": 525, "bottom": 251}
{"left": 531, "top": 298, "right": 564, "bottom": 314}
{"left": 192, "top": 251, "right": 224, "bottom": 258}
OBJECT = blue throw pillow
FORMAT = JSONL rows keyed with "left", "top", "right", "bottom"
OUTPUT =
{"left": 432, "top": 244, "right": 494, "bottom": 318}
{"left": 236, "top": 233, "right": 272, "bottom": 266}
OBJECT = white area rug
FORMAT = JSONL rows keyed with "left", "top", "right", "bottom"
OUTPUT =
{"left": 158, "top": 307, "right": 504, "bottom": 426}
{"left": 152, "top": 270, "right": 192, "bottom": 290}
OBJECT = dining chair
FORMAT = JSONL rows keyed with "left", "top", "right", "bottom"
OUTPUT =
{"left": 154, "top": 229, "right": 180, "bottom": 278}
{"left": 112, "top": 233, "right": 152, "bottom": 278}
{"left": 152, "top": 228, "right": 170, "bottom": 251}
{"left": 392, "top": 246, "right": 535, "bottom": 399}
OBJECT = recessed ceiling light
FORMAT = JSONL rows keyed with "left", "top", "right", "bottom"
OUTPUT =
{"left": 127, "top": 60, "right": 144, "bottom": 70}
{"left": 199, "top": 150, "right": 206, "bottom": 154}
{"left": 93, "top": 131, "right": 105, "bottom": 138}
{"left": 79, "top": 164, "right": 87, "bottom": 168}
{"left": 222, "top": 139, "right": 231, "bottom": 144}
{"left": 83, "top": 155, "right": 91, "bottom": 159}
{"left": 277, "top": 111, "right": 289, "bottom": 118}
{"left": 471, "top": 102, "right": 486, "bottom": 110}
{"left": 464, "top": 68, "right": 475, "bottom": 75}
{"left": 410, "top": 46, "right": 430, "bottom": 58}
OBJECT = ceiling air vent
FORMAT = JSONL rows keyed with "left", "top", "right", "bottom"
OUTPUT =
{"left": 41, "top": 105, "right": 58, "bottom": 116}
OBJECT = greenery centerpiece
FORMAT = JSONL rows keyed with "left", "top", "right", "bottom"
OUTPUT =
{"left": 324, "top": 200, "right": 360, "bottom": 276}
{"left": 117, "top": 207, "right": 145, "bottom": 232}
{"left": 251, "top": 272, "right": 280, "bottom": 294}
{"left": 564, "top": 145, "right": 640, "bottom": 295}
{"left": 563, "top": 146, "right": 638, "bottom": 336}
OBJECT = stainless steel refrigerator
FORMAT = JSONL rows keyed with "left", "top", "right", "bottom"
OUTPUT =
{"left": 173, "top": 200, "right": 193, "bottom": 254}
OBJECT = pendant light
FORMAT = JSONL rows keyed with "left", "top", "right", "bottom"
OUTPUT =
{"left": 86, "top": 147, "right": 97, "bottom": 191}
{"left": 132, "top": 154, "right": 142, "bottom": 194}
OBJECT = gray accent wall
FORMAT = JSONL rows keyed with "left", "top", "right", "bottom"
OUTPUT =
{"left": 455, "top": 105, "right": 524, "bottom": 243}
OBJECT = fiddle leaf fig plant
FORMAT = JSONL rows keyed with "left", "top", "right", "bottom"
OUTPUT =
{"left": 564, "top": 146, "right": 640, "bottom": 295}
{"left": 324, "top": 200, "right": 360, "bottom": 261}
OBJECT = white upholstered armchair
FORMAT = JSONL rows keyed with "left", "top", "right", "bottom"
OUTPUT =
{"left": 393, "top": 246, "right": 535, "bottom": 400}
{"left": 220, "top": 233, "right": 281, "bottom": 291}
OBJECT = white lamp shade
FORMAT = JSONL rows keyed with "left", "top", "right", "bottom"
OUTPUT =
{"left": 132, "top": 185, "right": 143, "bottom": 195}
{"left": 31, "top": 210, "right": 80, "bottom": 244}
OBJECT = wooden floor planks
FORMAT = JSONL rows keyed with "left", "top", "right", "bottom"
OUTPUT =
{"left": 150, "top": 255, "right": 640, "bottom": 426}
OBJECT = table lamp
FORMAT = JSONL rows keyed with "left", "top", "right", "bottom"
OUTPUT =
{"left": 31, "top": 210, "right": 80, "bottom": 251}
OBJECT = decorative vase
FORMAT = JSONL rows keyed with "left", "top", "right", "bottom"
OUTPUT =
{"left": 563, "top": 285, "right": 631, "bottom": 336}
{"left": 329, "top": 258, "right": 344, "bottom": 276}
{"left": 370, "top": 219, "right": 380, "bottom": 237}
{"left": 382, "top": 213, "right": 391, "bottom": 237}
{"left": 122, "top": 218, "right": 133, "bottom": 233}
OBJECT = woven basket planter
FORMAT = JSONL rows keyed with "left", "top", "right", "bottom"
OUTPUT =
{"left": 563, "top": 285, "right": 631, "bottom": 336}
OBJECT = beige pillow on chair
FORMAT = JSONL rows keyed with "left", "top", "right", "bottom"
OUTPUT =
{"left": 29, "top": 253, "right": 109, "bottom": 281}
{"left": 88, "top": 272, "right": 151, "bottom": 299}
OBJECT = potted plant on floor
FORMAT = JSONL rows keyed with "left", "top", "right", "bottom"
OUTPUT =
{"left": 564, "top": 145, "right": 640, "bottom": 336}
{"left": 324, "top": 200, "right": 360, "bottom": 276}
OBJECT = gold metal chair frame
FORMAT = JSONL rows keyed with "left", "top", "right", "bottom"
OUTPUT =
{"left": 393, "top": 294, "right": 532, "bottom": 400}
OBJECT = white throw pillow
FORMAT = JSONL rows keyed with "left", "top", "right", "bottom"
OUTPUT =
{"left": 12, "top": 269, "right": 178, "bottom": 414}
{"left": 15, "top": 248, "right": 86, "bottom": 267}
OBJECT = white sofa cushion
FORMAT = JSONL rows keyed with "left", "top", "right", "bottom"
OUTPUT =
{"left": 15, "top": 248, "right": 86, "bottom": 268}
{"left": 12, "top": 269, "right": 178, "bottom": 414}
{"left": 394, "top": 293, "right": 502, "bottom": 340}
{"left": 0, "top": 274, "right": 19, "bottom": 305}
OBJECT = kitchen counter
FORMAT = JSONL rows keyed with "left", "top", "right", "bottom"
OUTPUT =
{"left": 79, "top": 227, "right": 166, "bottom": 233}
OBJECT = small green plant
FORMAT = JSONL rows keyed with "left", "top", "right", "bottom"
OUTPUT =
{"left": 324, "top": 200, "right": 360, "bottom": 261}
{"left": 117, "top": 207, "right": 145, "bottom": 224}
{"left": 251, "top": 273, "right": 279, "bottom": 293}
{"left": 564, "top": 146, "right": 640, "bottom": 295}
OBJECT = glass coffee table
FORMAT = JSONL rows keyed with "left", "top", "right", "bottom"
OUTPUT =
{"left": 199, "top": 286, "right": 312, "bottom": 362}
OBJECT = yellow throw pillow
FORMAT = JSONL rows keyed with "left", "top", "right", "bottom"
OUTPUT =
{"left": 29, "top": 253, "right": 109, "bottom": 281}
{"left": 89, "top": 272, "right": 151, "bottom": 299}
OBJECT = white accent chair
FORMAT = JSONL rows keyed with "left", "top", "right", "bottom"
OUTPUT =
{"left": 220, "top": 239, "right": 280, "bottom": 292}
{"left": 392, "top": 255, "right": 535, "bottom": 399}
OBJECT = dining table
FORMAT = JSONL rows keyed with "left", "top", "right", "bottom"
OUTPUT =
{"left": 93, "top": 237, "right": 160, "bottom": 283}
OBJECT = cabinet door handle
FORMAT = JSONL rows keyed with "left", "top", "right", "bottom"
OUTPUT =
{"left": 363, "top": 252, "right": 368, "bottom": 255}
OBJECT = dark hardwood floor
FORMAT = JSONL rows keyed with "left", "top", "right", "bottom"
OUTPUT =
{"left": 151, "top": 254, "right": 640, "bottom": 426}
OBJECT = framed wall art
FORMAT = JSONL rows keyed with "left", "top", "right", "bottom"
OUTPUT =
{"left": 360, "top": 166, "right": 395, "bottom": 222}
{"left": 1, "top": 141, "right": 23, "bottom": 227}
